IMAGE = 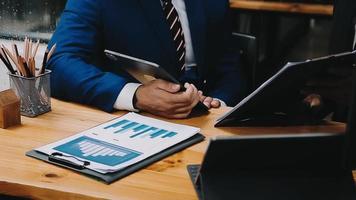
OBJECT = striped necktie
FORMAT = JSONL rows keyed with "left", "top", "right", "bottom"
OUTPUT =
{"left": 162, "top": 0, "right": 186, "bottom": 71}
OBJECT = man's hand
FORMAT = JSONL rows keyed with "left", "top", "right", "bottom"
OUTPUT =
{"left": 301, "top": 93, "right": 326, "bottom": 119}
{"left": 303, "top": 94, "right": 322, "bottom": 108}
{"left": 198, "top": 91, "right": 221, "bottom": 109}
{"left": 135, "top": 79, "right": 200, "bottom": 119}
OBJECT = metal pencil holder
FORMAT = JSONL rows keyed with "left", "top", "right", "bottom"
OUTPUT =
{"left": 9, "top": 70, "right": 51, "bottom": 117}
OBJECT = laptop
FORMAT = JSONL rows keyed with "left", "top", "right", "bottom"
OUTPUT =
{"left": 215, "top": 51, "right": 356, "bottom": 127}
{"left": 187, "top": 67, "right": 356, "bottom": 200}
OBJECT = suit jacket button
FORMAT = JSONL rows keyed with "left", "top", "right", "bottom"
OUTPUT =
{"left": 203, "top": 80, "right": 207, "bottom": 84}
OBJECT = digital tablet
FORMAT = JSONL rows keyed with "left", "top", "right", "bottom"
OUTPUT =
{"left": 215, "top": 50, "right": 356, "bottom": 127}
{"left": 105, "top": 50, "right": 180, "bottom": 85}
{"left": 188, "top": 133, "right": 356, "bottom": 200}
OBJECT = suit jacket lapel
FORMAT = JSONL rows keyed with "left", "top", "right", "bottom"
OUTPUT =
{"left": 185, "top": 0, "right": 207, "bottom": 78}
{"left": 138, "top": 0, "right": 179, "bottom": 78}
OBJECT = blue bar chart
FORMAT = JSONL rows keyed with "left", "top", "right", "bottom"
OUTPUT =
{"left": 37, "top": 113, "right": 199, "bottom": 172}
{"left": 104, "top": 119, "right": 178, "bottom": 139}
{"left": 54, "top": 136, "right": 142, "bottom": 166}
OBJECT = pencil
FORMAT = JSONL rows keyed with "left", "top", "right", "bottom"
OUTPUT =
{"left": 32, "top": 40, "right": 40, "bottom": 59}
{"left": 40, "top": 49, "right": 49, "bottom": 74}
{"left": 0, "top": 48, "right": 9, "bottom": 64}
{"left": 29, "top": 39, "right": 33, "bottom": 61}
{"left": 29, "top": 57, "right": 35, "bottom": 77}
{"left": 12, "top": 44, "right": 19, "bottom": 64}
{"left": 1, "top": 47, "right": 11, "bottom": 67}
{"left": 0, "top": 51, "right": 16, "bottom": 74}
{"left": 24, "top": 38, "right": 29, "bottom": 64}
{"left": 13, "top": 44, "right": 21, "bottom": 75}
{"left": 13, "top": 44, "right": 19, "bottom": 58}
{"left": 47, "top": 43, "right": 56, "bottom": 62}
{"left": 23, "top": 57, "right": 32, "bottom": 77}
{"left": 2, "top": 45, "right": 24, "bottom": 76}
{"left": 1, "top": 47, "right": 16, "bottom": 75}
{"left": 18, "top": 56, "right": 29, "bottom": 77}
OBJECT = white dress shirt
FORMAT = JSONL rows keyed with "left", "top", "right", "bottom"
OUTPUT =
{"left": 114, "top": 0, "right": 225, "bottom": 111}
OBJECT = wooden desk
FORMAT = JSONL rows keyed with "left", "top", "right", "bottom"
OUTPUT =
{"left": 230, "top": 0, "right": 334, "bottom": 16}
{"left": 0, "top": 99, "right": 347, "bottom": 199}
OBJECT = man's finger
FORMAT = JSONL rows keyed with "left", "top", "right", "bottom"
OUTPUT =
{"left": 188, "top": 84, "right": 199, "bottom": 102}
{"left": 310, "top": 98, "right": 321, "bottom": 107}
{"left": 200, "top": 95, "right": 207, "bottom": 102}
{"left": 198, "top": 90, "right": 203, "bottom": 96}
{"left": 160, "top": 83, "right": 200, "bottom": 106}
{"left": 211, "top": 99, "right": 221, "bottom": 108}
{"left": 203, "top": 97, "right": 213, "bottom": 108}
{"left": 172, "top": 112, "right": 191, "bottom": 119}
{"left": 304, "top": 94, "right": 322, "bottom": 107}
{"left": 174, "top": 106, "right": 193, "bottom": 114}
{"left": 161, "top": 88, "right": 196, "bottom": 105}
{"left": 172, "top": 83, "right": 194, "bottom": 103}
{"left": 184, "top": 82, "right": 190, "bottom": 89}
{"left": 155, "top": 79, "right": 181, "bottom": 93}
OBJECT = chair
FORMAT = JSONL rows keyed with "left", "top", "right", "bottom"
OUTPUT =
{"left": 231, "top": 32, "right": 258, "bottom": 92}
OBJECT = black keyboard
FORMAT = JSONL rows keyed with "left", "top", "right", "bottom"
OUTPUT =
{"left": 187, "top": 165, "right": 202, "bottom": 200}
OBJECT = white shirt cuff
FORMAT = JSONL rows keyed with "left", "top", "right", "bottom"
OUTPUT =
{"left": 114, "top": 83, "right": 142, "bottom": 112}
{"left": 213, "top": 98, "right": 227, "bottom": 107}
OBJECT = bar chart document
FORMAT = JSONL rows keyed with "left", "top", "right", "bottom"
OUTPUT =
{"left": 35, "top": 113, "right": 201, "bottom": 173}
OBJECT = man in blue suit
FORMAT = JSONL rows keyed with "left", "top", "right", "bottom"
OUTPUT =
{"left": 48, "top": 0, "right": 246, "bottom": 118}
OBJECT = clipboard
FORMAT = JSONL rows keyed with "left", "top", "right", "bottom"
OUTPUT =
{"left": 26, "top": 133, "right": 205, "bottom": 184}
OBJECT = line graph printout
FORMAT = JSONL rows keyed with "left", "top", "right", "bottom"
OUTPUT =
{"left": 36, "top": 113, "right": 200, "bottom": 173}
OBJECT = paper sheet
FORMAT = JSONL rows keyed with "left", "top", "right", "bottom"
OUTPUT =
{"left": 36, "top": 113, "right": 200, "bottom": 173}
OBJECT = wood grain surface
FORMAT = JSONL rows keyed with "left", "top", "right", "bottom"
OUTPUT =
{"left": 0, "top": 99, "right": 348, "bottom": 200}
{"left": 230, "top": 0, "right": 333, "bottom": 16}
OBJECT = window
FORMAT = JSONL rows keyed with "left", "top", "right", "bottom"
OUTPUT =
{"left": 0, "top": 0, "right": 66, "bottom": 42}
{"left": 0, "top": 0, "right": 66, "bottom": 90}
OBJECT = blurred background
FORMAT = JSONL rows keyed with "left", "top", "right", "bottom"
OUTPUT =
{"left": 0, "top": 0, "right": 65, "bottom": 39}
{"left": 0, "top": 0, "right": 339, "bottom": 90}
{"left": 0, "top": 0, "right": 351, "bottom": 110}
{"left": 0, "top": 0, "right": 65, "bottom": 91}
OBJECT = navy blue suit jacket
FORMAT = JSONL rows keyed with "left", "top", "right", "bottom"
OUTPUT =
{"left": 48, "top": 0, "right": 246, "bottom": 112}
